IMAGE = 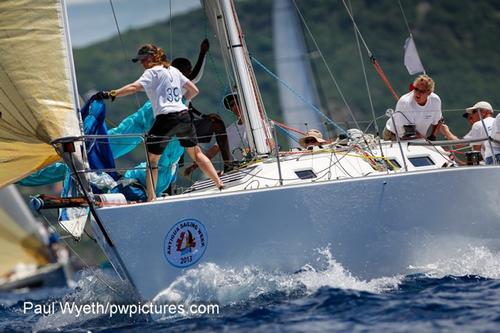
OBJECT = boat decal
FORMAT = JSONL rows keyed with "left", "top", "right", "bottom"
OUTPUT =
{"left": 163, "top": 218, "right": 208, "bottom": 268}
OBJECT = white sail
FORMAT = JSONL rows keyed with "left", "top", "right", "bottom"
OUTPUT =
{"left": 273, "top": 0, "right": 324, "bottom": 139}
{"left": 0, "top": 0, "right": 81, "bottom": 188}
{"left": 0, "top": 186, "right": 50, "bottom": 277}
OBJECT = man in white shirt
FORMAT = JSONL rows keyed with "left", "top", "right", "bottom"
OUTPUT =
{"left": 486, "top": 113, "right": 500, "bottom": 164}
{"left": 440, "top": 100, "right": 496, "bottom": 162}
{"left": 384, "top": 74, "right": 442, "bottom": 140}
{"left": 463, "top": 101, "right": 495, "bottom": 160}
{"left": 223, "top": 94, "right": 249, "bottom": 161}
{"left": 183, "top": 93, "right": 249, "bottom": 176}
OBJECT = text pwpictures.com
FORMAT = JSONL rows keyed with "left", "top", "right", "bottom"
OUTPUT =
{"left": 23, "top": 301, "right": 219, "bottom": 317}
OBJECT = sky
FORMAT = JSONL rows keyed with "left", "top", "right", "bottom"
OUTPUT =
{"left": 66, "top": 0, "right": 201, "bottom": 47}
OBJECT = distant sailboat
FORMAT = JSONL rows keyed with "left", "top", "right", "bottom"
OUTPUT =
{"left": 273, "top": 0, "right": 324, "bottom": 142}
{"left": 0, "top": 186, "right": 71, "bottom": 291}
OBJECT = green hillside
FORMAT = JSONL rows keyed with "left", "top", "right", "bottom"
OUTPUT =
{"left": 74, "top": 0, "right": 500, "bottom": 154}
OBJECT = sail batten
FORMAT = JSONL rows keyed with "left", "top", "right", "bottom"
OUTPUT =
{"left": 0, "top": 0, "right": 80, "bottom": 188}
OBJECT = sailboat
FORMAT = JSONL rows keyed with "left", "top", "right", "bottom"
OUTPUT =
{"left": 1, "top": 0, "right": 499, "bottom": 301}
{"left": 0, "top": 186, "right": 71, "bottom": 291}
{"left": 273, "top": 0, "right": 325, "bottom": 138}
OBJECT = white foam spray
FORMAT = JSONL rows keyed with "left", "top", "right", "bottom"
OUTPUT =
{"left": 151, "top": 246, "right": 402, "bottom": 320}
{"left": 409, "top": 246, "right": 500, "bottom": 278}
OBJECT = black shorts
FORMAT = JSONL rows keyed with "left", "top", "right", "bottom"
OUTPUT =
{"left": 146, "top": 110, "right": 197, "bottom": 155}
{"left": 193, "top": 118, "right": 214, "bottom": 143}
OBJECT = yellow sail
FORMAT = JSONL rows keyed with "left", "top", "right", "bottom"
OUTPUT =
{"left": 0, "top": 186, "right": 50, "bottom": 277}
{"left": 0, "top": 0, "right": 80, "bottom": 188}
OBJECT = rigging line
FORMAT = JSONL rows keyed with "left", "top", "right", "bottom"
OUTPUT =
{"left": 362, "top": 114, "right": 387, "bottom": 134}
{"left": 169, "top": 0, "right": 173, "bottom": 58}
{"left": 340, "top": 0, "right": 399, "bottom": 101}
{"left": 350, "top": 1, "right": 375, "bottom": 131}
{"left": 272, "top": 120, "right": 306, "bottom": 136}
{"left": 339, "top": 0, "right": 372, "bottom": 57}
{"left": 251, "top": 56, "right": 347, "bottom": 135}
{"left": 398, "top": 0, "right": 413, "bottom": 38}
{"left": 108, "top": 0, "right": 141, "bottom": 109}
{"left": 347, "top": 0, "right": 386, "bottom": 167}
{"left": 273, "top": 124, "right": 301, "bottom": 144}
{"left": 291, "top": 0, "right": 359, "bottom": 130}
{"left": 39, "top": 212, "right": 126, "bottom": 297}
{"left": 202, "top": 9, "right": 228, "bottom": 115}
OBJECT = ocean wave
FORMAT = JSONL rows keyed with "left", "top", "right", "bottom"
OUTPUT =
{"left": 408, "top": 246, "right": 500, "bottom": 278}
{"left": 151, "top": 246, "right": 402, "bottom": 320}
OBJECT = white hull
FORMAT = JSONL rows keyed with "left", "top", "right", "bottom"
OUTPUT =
{"left": 94, "top": 166, "right": 500, "bottom": 300}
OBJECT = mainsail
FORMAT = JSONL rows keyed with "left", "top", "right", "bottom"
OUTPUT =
{"left": 0, "top": 0, "right": 81, "bottom": 188}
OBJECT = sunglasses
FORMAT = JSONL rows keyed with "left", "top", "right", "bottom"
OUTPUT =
{"left": 413, "top": 87, "right": 430, "bottom": 94}
{"left": 304, "top": 138, "right": 318, "bottom": 145}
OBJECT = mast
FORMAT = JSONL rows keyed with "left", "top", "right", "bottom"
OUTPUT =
{"left": 203, "top": 0, "right": 273, "bottom": 156}
{"left": 58, "top": 0, "right": 91, "bottom": 194}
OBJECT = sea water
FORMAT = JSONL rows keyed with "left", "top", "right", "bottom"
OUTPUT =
{"left": 2, "top": 246, "right": 500, "bottom": 332}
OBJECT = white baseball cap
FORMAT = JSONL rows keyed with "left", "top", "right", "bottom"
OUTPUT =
{"left": 465, "top": 101, "right": 493, "bottom": 113}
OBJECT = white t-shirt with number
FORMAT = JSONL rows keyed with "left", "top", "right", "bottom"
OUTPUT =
{"left": 386, "top": 91, "right": 442, "bottom": 138}
{"left": 136, "top": 65, "right": 188, "bottom": 117}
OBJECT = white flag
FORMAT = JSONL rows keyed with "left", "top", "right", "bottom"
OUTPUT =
{"left": 404, "top": 36, "right": 425, "bottom": 75}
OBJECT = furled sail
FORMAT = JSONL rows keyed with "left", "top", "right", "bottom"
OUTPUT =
{"left": 0, "top": 185, "right": 50, "bottom": 277}
{"left": 0, "top": 0, "right": 81, "bottom": 188}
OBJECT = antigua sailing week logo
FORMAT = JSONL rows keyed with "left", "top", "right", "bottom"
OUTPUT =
{"left": 163, "top": 218, "right": 208, "bottom": 268}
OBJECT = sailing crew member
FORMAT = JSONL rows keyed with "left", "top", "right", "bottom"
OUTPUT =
{"left": 97, "top": 44, "right": 223, "bottom": 200}
{"left": 184, "top": 93, "right": 249, "bottom": 176}
{"left": 170, "top": 39, "right": 233, "bottom": 176}
{"left": 222, "top": 93, "right": 250, "bottom": 161}
{"left": 384, "top": 74, "right": 442, "bottom": 141}
{"left": 298, "top": 129, "right": 328, "bottom": 149}
{"left": 488, "top": 113, "right": 500, "bottom": 164}
{"left": 440, "top": 101, "right": 496, "bottom": 162}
